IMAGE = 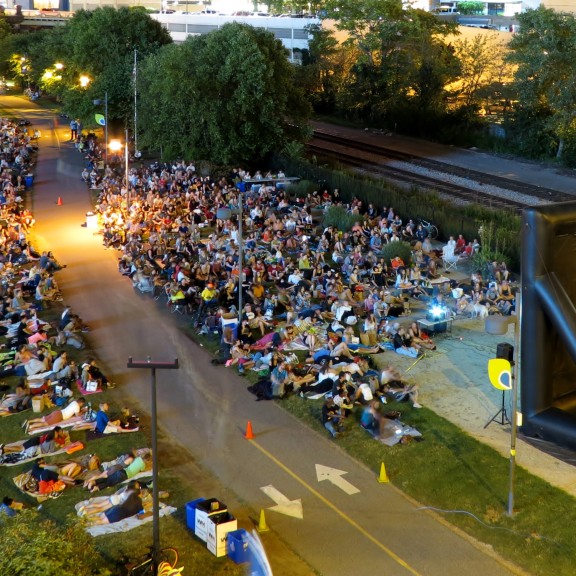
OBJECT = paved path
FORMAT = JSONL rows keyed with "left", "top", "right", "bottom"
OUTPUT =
{"left": 15, "top": 96, "right": 527, "bottom": 576}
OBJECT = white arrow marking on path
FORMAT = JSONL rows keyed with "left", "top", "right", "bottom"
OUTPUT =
{"left": 260, "top": 485, "right": 303, "bottom": 519}
{"left": 315, "top": 464, "right": 360, "bottom": 495}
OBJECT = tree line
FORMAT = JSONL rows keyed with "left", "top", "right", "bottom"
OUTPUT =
{"left": 0, "top": 2, "right": 574, "bottom": 166}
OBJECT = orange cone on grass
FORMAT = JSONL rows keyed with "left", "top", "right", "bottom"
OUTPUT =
{"left": 244, "top": 420, "right": 255, "bottom": 440}
{"left": 57, "top": 197, "right": 63, "bottom": 206}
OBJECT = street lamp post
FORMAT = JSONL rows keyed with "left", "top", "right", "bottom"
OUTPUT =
{"left": 127, "top": 357, "right": 179, "bottom": 576}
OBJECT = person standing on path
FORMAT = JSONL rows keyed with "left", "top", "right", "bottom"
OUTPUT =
{"left": 70, "top": 119, "right": 78, "bottom": 141}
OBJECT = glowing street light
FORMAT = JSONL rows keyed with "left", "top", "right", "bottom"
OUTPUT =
{"left": 79, "top": 75, "right": 90, "bottom": 88}
{"left": 109, "top": 131, "right": 130, "bottom": 207}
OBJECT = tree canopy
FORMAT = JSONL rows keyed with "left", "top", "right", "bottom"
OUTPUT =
{"left": 0, "top": 511, "right": 105, "bottom": 575}
{"left": 138, "top": 22, "right": 311, "bottom": 164}
{"left": 49, "top": 7, "right": 171, "bottom": 129}
{"left": 315, "top": 0, "right": 460, "bottom": 133}
{"left": 507, "top": 7, "right": 576, "bottom": 160}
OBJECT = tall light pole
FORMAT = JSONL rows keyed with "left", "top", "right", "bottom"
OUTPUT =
{"left": 127, "top": 357, "right": 179, "bottom": 576}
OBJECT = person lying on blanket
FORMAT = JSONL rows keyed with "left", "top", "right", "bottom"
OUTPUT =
{"left": 28, "top": 457, "right": 76, "bottom": 494}
{"left": 1, "top": 426, "right": 69, "bottom": 463}
{"left": 25, "top": 397, "right": 86, "bottom": 434}
{"left": 84, "top": 450, "right": 152, "bottom": 493}
{"left": 83, "top": 482, "right": 145, "bottom": 525}
{"left": 78, "top": 480, "right": 146, "bottom": 524}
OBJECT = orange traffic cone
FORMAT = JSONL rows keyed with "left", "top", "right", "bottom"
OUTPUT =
{"left": 244, "top": 421, "right": 255, "bottom": 440}
{"left": 57, "top": 197, "right": 63, "bottom": 206}
{"left": 257, "top": 509, "right": 269, "bottom": 533}
{"left": 378, "top": 462, "right": 389, "bottom": 483}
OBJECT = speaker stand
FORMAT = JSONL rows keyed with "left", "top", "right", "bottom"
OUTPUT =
{"left": 484, "top": 390, "right": 511, "bottom": 429}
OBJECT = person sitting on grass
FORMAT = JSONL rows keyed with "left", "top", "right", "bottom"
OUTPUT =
{"left": 94, "top": 403, "right": 138, "bottom": 435}
{"left": 360, "top": 400, "right": 387, "bottom": 439}
{"left": 375, "top": 365, "right": 422, "bottom": 409}
{"left": 321, "top": 397, "right": 344, "bottom": 439}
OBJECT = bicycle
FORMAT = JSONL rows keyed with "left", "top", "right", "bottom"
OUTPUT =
{"left": 418, "top": 218, "right": 439, "bottom": 240}
{"left": 126, "top": 546, "right": 183, "bottom": 576}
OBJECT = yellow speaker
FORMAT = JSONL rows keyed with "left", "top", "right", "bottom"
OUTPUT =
{"left": 488, "top": 358, "right": 512, "bottom": 391}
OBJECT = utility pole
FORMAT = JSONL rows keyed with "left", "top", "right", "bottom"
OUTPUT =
{"left": 133, "top": 49, "right": 138, "bottom": 154}
{"left": 127, "top": 357, "right": 179, "bottom": 576}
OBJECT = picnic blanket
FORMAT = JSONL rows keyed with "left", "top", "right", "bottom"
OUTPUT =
{"left": 12, "top": 470, "right": 66, "bottom": 502}
{"left": 27, "top": 414, "right": 95, "bottom": 436}
{"left": 0, "top": 406, "right": 30, "bottom": 417}
{"left": 78, "top": 502, "right": 177, "bottom": 536}
{"left": 0, "top": 429, "right": 74, "bottom": 465}
{"left": 0, "top": 445, "right": 69, "bottom": 467}
{"left": 374, "top": 418, "right": 422, "bottom": 447}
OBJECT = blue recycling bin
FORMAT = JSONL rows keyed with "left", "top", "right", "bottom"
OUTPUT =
{"left": 227, "top": 529, "right": 250, "bottom": 564}
{"left": 185, "top": 498, "right": 206, "bottom": 532}
{"left": 24, "top": 175, "right": 33, "bottom": 188}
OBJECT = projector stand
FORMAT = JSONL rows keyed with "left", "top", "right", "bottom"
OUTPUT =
{"left": 484, "top": 390, "right": 511, "bottom": 428}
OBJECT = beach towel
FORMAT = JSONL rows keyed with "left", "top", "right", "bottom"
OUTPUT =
{"left": 27, "top": 414, "right": 95, "bottom": 436}
{"left": 0, "top": 445, "right": 69, "bottom": 467}
{"left": 78, "top": 502, "right": 176, "bottom": 536}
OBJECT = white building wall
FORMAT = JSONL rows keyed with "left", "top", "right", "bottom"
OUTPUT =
{"left": 149, "top": 14, "right": 319, "bottom": 62}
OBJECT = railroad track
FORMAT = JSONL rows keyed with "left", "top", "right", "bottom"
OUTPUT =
{"left": 308, "top": 130, "right": 576, "bottom": 210}
{"left": 307, "top": 142, "right": 527, "bottom": 212}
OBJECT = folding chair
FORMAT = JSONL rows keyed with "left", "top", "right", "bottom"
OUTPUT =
{"left": 442, "top": 245, "right": 459, "bottom": 272}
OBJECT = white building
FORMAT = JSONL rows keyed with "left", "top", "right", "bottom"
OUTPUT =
{"left": 149, "top": 13, "right": 319, "bottom": 62}
{"left": 437, "top": 1, "right": 552, "bottom": 16}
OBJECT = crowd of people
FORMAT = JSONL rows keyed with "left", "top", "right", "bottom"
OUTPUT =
{"left": 0, "top": 113, "right": 519, "bottom": 529}
{"left": 0, "top": 118, "right": 150, "bottom": 522}
{"left": 65, "top": 129, "right": 515, "bottom": 440}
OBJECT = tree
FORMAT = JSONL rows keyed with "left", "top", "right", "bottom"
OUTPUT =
{"left": 53, "top": 7, "right": 172, "bottom": 129}
{"left": 138, "top": 22, "right": 311, "bottom": 164}
{"left": 320, "top": 0, "right": 459, "bottom": 129}
{"left": 457, "top": 1, "right": 485, "bottom": 15}
{"left": 296, "top": 23, "right": 354, "bottom": 113}
{"left": 0, "top": 510, "right": 107, "bottom": 575}
{"left": 451, "top": 33, "right": 512, "bottom": 107}
{"left": 507, "top": 7, "right": 576, "bottom": 160}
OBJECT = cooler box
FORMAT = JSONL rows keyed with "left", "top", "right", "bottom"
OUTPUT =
{"left": 185, "top": 498, "right": 206, "bottom": 532}
{"left": 227, "top": 529, "right": 250, "bottom": 564}
{"left": 194, "top": 498, "right": 227, "bottom": 542}
{"left": 206, "top": 512, "right": 237, "bottom": 558}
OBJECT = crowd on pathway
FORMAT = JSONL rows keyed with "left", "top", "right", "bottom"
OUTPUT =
{"left": 0, "top": 118, "right": 154, "bottom": 523}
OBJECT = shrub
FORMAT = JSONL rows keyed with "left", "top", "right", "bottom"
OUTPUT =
{"left": 322, "top": 205, "right": 363, "bottom": 232}
{"left": 378, "top": 241, "right": 413, "bottom": 266}
{"left": 0, "top": 510, "right": 108, "bottom": 575}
